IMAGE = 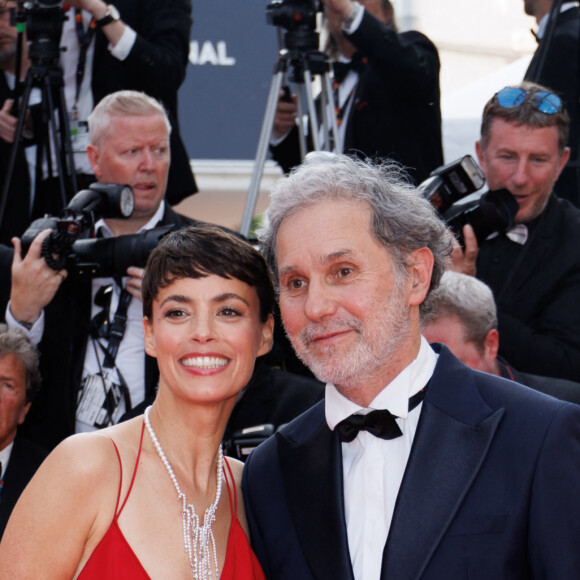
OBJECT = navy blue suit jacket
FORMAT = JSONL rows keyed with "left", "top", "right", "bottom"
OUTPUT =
{"left": 243, "top": 345, "right": 580, "bottom": 579}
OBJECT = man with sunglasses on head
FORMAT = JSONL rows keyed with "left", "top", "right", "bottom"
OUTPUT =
{"left": 450, "top": 81, "right": 580, "bottom": 383}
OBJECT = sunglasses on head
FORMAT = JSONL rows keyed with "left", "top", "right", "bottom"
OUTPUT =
{"left": 494, "top": 87, "right": 563, "bottom": 114}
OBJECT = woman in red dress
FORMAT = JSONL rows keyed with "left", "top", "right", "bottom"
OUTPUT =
{"left": 0, "top": 224, "right": 273, "bottom": 579}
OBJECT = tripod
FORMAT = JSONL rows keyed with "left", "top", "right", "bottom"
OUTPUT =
{"left": 240, "top": 43, "right": 341, "bottom": 238}
{"left": 0, "top": 3, "right": 77, "bottom": 236}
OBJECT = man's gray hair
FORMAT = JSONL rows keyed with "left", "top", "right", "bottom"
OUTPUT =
{"left": 0, "top": 323, "right": 41, "bottom": 403}
{"left": 88, "top": 90, "right": 171, "bottom": 147}
{"left": 258, "top": 153, "right": 454, "bottom": 309}
{"left": 420, "top": 271, "right": 498, "bottom": 353}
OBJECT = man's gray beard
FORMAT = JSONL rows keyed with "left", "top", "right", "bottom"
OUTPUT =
{"left": 287, "top": 285, "right": 411, "bottom": 389}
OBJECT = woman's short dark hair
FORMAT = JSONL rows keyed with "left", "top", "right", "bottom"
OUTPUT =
{"left": 142, "top": 224, "right": 275, "bottom": 322}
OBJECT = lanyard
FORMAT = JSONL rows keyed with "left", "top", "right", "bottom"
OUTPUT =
{"left": 73, "top": 9, "right": 96, "bottom": 118}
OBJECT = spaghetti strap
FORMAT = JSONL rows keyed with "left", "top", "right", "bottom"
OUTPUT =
{"left": 223, "top": 456, "right": 237, "bottom": 517}
{"left": 108, "top": 438, "right": 123, "bottom": 516}
{"left": 116, "top": 421, "right": 146, "bottom": 517}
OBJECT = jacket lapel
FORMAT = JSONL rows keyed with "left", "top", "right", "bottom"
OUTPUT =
{"left": 278, "top": 410, "right": 354, "bottom": 580}
{"left": 381, "top": 347, "right": 504, "bottom": 580}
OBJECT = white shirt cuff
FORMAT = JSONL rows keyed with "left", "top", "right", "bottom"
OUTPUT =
{"left": 6, "top": 302, "right": 45, "bottom": 347}
{"left": 109, "top": 25, "right": 137, "bottom": 61}
{"left": 342, "top": 2, "right": 365, "bottom": 34}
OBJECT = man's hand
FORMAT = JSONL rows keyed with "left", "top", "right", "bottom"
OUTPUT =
{"left": 0, "top": 99, "right": 17, "bottom": 144}
{"left": 273, "top": 90, "right": 298, "bottom": 140}
{"left": 125, "top": 266, "right": 144, "bottom": 301}
{"left": 449, "top": 224, "right": 478, "bottom": 277}
{"left": 9, "top": 230, "right": 67, "bottom": 325}
{"left": 65, "top": 0, "right": 106, "bottom": 16}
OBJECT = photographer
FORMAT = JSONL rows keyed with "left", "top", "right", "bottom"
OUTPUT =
{"left": 29, "top": 0, "right": 196, "bottom": 219}
{"left": 450, "top": 82, "right": 580, "bottom": 383}
{"left": 0, "top": 0, "right": 34, "bottom": 245}
{"left": 271, "top": 0, "right": 443, "bottom": 184}
{"left": 6, "top": 90, "right": 196, "bottom": 450}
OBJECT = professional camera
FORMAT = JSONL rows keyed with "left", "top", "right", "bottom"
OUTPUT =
{"left": 418, "top": 155, "right": 485, "bottom": 214}
{"left": 444, "top": 189, "right": 519, "bottom": 248}
{"left": 21, "top": 183, "right": 129, "bottom": 270}
{"left": 21, "top": 183, "right": 177, "bottom": 277}
{"left": 266, "top": 0, "right": 322, "bottom": 52}
{"left": 20, "top": 0, "right": 66, "bottom": 62}
{"left": 419, "top": 155, "right": 519, "bottom": 248}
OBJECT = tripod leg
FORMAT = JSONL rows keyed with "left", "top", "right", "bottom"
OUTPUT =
{"left": 0, "top": 75, "right": 35, "bottom": 230}
{"left": 302, "top": 68, "right": 321, "bottom": 151}
{"left": 295, "top": 86, "right": 308, "bottom": 160}
{"left": 54, "top": 82, "right": 78, "bottom": 195}
{"left": 240, "top": 69, "right": 286, "bottom": 237}
{"left": 321, "top": 71, "right": 342, "bottom": 153}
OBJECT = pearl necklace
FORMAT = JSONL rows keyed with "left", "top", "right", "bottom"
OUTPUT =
{"left": 144, "top": 406, "right": 223, "bottom": 579}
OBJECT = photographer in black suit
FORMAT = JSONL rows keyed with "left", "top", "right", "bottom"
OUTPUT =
{"left": 30, "top": 0, "right": 196, "bottom": 218}
{"left": 7, "top": 90, "right": 196, "bottom": 450}
{"left": 271, "top": 0, "right": 443, "bottom": 184}
{"left": 451, "top": 82, "right": 580, "bottom": 383}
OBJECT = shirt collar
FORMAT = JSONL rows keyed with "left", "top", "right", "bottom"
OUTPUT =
{"left": 95, "top": 200, "right": 165, "bottom": 238}
{"left": 325, "top": 336, "right": 438, "bottom": 430}
{"left": 0, "top": 441, "right": 14, "bottom": 480}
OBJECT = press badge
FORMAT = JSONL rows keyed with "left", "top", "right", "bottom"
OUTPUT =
{"left": 77, "top": 368, "right": 126, "bottom": 428}
{"left": 70, "top": 117, "right": 90, "bottom": 153}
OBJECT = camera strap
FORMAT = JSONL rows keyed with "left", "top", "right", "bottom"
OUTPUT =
{"left": 73, "top": 9, "right": 96, "bottom": 116}
{"left": 80, "top": 284, "right": 134, "bottom": 425}
{"left": 101, "top": 286, "right": 133, "bottom": 369}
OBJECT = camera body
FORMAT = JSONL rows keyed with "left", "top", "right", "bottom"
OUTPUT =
{"left": 22, "top": 0, "right": 66, "bottom": 61}
{"left": 419, "top": 155, "right": 519, "bottom": 247}
{"left": 266, "top": 0, "right": 322, "bottom": 52}
{"left": 266, "top": 0, "right": 320, "bottom": 31}
{"left": 20, "top": 183, "right": 161, "bottom": 276}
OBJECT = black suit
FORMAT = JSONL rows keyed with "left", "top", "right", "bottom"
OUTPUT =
{"left": 0, "top": 435, "right": 48, "bottom": 540}
{"left": 0, "top": 73, "right": 32, "bottom": 245}
{"left": 91, "top": 0, "right": 196, "bottom": 205}
{"left": 472, "top": 194, "right": 580, "bottom": 382}
{"left": 524, "top": 6, "right": 580, "bottom": 205}
{"left": 272, "top": 11, "right": 443, "bottom": 185}
{"left": 223, "top": 363, "right": 324, "bottom": 455}
{"left": 243, "top": 345, "right": 580, "bottom": 579}
{"left": 19, "top": 206, "right": 195, "bottom": 450}
{"left": 497, "top": 357, "right": 580, "bottom": 404}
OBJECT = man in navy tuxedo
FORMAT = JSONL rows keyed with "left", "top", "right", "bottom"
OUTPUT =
{"left": 242, "top": 153, "right": 580, "bottom": 579}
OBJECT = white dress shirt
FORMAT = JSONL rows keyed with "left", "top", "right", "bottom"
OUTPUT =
{"left": 75, "top": 201, "right": 165, "bottom": 433}
{"left": 325, "top": 337, "right": 438, "bottom": 580}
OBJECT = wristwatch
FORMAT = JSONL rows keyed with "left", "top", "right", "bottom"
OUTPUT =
{"left": 95, "top": 4, "right": 121, "bottom": 28}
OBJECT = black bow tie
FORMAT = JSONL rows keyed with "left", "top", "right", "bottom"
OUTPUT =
{"left": 333, "top": 52, "right": 366, "bottom": 84}
{"left": 335, "top": 386, "right": 427, "bottom": 443}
